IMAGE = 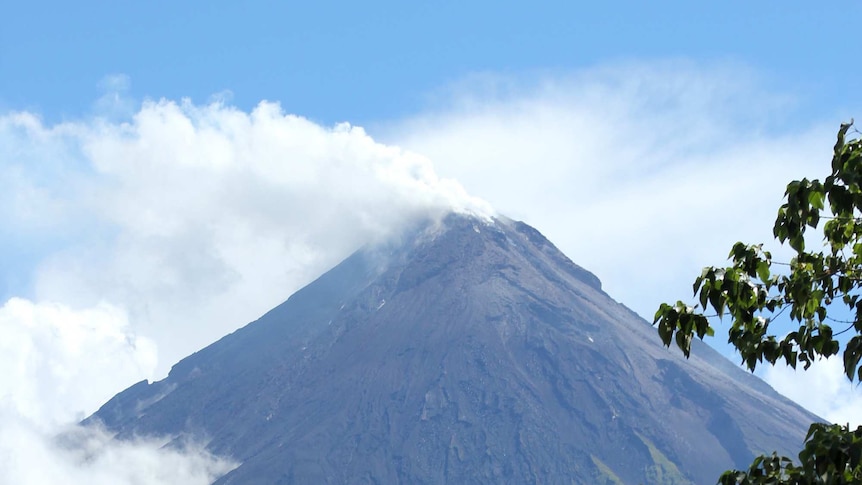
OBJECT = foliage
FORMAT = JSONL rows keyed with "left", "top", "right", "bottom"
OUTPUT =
{"left": 717, "top": 424, "right": 862, "bottom": 484}
{"left": 653, "top": 121, "right": 862, "bottom": 484}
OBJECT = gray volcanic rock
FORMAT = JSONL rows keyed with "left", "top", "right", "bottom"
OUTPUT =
{"left": 89, "top": 214, "right": 818, "bottom": 484}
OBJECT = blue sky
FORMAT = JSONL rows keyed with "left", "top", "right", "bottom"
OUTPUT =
{"left": 2, "top": 3, "right": 862, "bottom": 482}
{"left": 3, "top": 1, "right": 860, "bottom": 125}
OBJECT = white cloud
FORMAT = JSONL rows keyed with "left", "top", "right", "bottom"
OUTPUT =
{"left": 763, "top": 359, "right": 862, "bottom": 427}
{"left": 94, "top": 73, "right": 135, "bottom": 120}
{"left": 0, "top": 298, "right": 156, "bottom": 425}
{"left": 0, "top": 297, "right": 235, "bottom": 485}
{"left": 0, "top": 416, "right": 235, "bottom": 485}
{"left": 384, "top": 61, "right": 832, "bottom": 332}
{"left": 1, "top": 99, "right": 491, "bottom": 378}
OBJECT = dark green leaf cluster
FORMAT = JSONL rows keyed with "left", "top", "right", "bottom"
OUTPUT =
{"left": 653, "top": 122, "right": 862, "bottom": 484}
{"left": 718, "top": 424, "right": 862, "bottom": 484}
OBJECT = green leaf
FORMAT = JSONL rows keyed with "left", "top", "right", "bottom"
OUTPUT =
{"left": 808, "top": 188, "right": 825, "bottom": 210}
{"left": 675, "top": 329, "right": 693, "bottom": 358}
{"left": 756, "top": 260, "right": 770, "bottom": 284}
{"left": 658, "top": 320, "right": 672, "bottom": 347}
{"left": 844, "top": 336, "right": 862, "bottom": 381}
{"left": 709, "top": 290, "right": 725, "bottom": 317}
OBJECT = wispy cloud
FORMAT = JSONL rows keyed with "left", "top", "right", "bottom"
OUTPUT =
{"left": 385, "top": 61, "right": 831, "bottom": 334}
{"left": 0, "top": 298, "right": 235, "bottom": 484}
{"left": 763, "top": 359, "right": 862, "bottom": 427}
{"left": 383, "top": 60, "right": 859, "bottom": 425}
{"left": 1, "top": 417, "right": 235, "bottom": 485}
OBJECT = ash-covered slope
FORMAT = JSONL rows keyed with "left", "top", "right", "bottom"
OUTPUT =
{"left": 90, "top": 214, "right": 818, "bottom": 484}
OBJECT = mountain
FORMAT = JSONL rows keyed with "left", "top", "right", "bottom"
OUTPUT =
{"left": 89, "top": 214, "right": 818, "bottom": 484}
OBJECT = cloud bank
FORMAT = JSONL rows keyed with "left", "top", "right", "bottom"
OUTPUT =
{"left": 3, "top": 100, "right": 491, "bottom": 376}
{"left": 0, "top": 99, "right": 490, "bottom": 483}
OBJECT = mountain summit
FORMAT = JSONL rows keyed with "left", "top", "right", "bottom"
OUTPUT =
{"left": 90, "top": 214, "right": 817, "bottom": 484}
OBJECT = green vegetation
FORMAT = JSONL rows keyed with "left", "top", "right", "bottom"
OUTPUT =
{"left": 636, "top": 432, "right": 691, "bottom": 485}
{"left": 591, "top": 455, "right": 625, "bottom": 485}
{"left": 654, "top": 121, "right": 862, "bottom": 483}
{"left": 589, "top": 434, "right": 692, "bottom": 485}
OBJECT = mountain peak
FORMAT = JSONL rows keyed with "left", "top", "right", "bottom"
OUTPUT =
{"left": 90, "top": 212, "right": 814, "bottom": 484}
{"left": 373, "top": 213, "right": 602, "bottom": 293}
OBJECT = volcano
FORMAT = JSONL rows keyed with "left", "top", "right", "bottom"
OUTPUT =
{"left": 89, "top": 214, "right": 817, "bottom": 484}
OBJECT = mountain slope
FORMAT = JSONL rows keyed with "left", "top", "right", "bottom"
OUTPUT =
{"left": 90, "top": 214, "right": 818, "bottom": 484}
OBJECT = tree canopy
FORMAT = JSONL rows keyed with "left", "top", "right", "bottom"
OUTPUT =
{"left": 654, "top": 121, "right": 862, "bottom": 484}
